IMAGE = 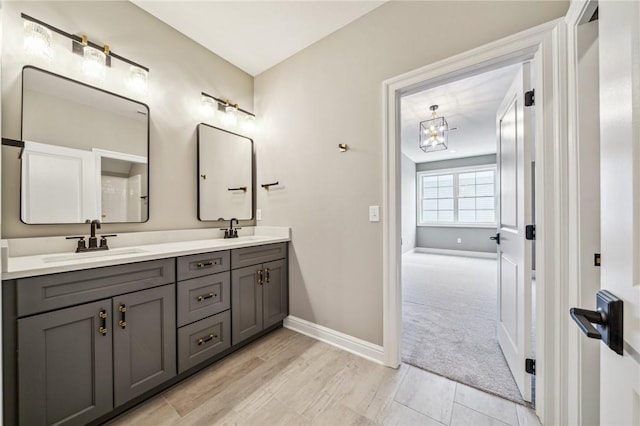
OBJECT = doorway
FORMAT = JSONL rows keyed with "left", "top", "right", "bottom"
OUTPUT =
{"left": 382, "top": 19, "right": 567, "bottom": 425}
{"left": 399, "top": 63, "right": 535, "bottom": 405}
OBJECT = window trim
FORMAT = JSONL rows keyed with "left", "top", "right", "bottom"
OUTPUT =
{"left": 416, "top": 164, "right": 497, "bottom": 228}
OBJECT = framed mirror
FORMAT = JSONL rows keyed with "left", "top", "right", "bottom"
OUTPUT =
{"left": 20, "top": 66, "right": 149, "bottom": 224}
{"left": 197, "top": 124, "right": 253, "bottom": 221}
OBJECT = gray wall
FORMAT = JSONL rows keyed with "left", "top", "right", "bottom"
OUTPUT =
{"left": 401, "top": 154, "right": 416, "bottom": 253}
{"left": 1, "top": 1, "right": 253, "bottom": 238}
{"left": 417, "top": 226, "right": 496, "bottom": 253}
{"left": 416, "top": 154, "right": 497, "bottom": 253}
{"left": 254, "top": 1, "right": 568, "bottom": 345}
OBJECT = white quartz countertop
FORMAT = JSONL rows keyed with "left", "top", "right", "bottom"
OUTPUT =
{"left": 2, "top": 228, "right": 290, "bottom": 280}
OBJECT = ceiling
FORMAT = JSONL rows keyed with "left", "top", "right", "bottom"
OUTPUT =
{"left": 401, "top": 64, "right": 521, "bottom": 164}
{"left": 131, "top": 0, "right": 387, "bottom": 76}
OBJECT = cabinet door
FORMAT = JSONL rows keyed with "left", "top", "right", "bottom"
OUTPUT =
{"left": 18, "top": 300, "right": 113, "bottom": 426}
{"left": 113, "top": 285, "right": 176, "bottom": 406}
{"left": 231, "top": 265, "right": 263, "bottom": 345}
{"left": 263, "top": 259, "right": 288, "bottom": 328}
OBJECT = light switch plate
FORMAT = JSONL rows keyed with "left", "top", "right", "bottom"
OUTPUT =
{"left": 256, "top": 209, "right": 262, "bottom": 221}
{"left": 369, "top": 205, "right": 380, "bottom": 222}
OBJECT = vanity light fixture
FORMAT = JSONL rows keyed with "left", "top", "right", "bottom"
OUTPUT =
{"left": 23, "top": 20, "right": 54, "bottom": 61}
{"left": 82, "top": 42, "right": 107, "bottom": 81}
{"left": 200, "top": 92, "right": 256, "bottom": 130}
{"left": 200, "top": 94, "right": 217, "bottom": 119}
{"left": 223, "top": 102, "right": 239, "bottom": 127}
{"left": 21, "top": 13, "right": 149, "bottom": 88}
{"left": 127, "top": 66, "right": 148, "bottom": 94}
{"left": 419, "top": 105, "right": 448, "bottom": 153}
{"left": 241, "top": 114, "right": 256, "bottom": 134}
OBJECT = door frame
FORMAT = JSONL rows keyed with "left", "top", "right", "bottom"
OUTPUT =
{"left": 381, "top": 18, "right": 568, "bottom": 425}
{"left": 565, "top": 0, "right": 600, "bottom": 424}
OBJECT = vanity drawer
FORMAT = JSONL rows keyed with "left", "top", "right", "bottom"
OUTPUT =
{"left": 177, "top": 251, "right": 230, "bottom": 281}
{"left": 178, "top": 310, "right": 230, "bottom": 373}
{"left": 177, "top": 272, "right": 230, "bottom": 327}
{"left": 231, "top": 243, "right": 287, "bottom": 269}
{"left": 16, "top": 259, "right": 175, "bottom": 317}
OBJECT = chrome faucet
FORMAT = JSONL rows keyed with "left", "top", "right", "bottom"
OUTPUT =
{"left": 220, "top": 218, "right": 241, "bottom": 239}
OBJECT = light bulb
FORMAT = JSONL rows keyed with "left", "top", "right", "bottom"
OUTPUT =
{"left": 200, "top": 96, "right": 217, "bottom": 119}
{"left": 439, "top": 125, "right": 446, "bottom": 132}
{"left": 24, "top": 21, "right": 53, "bottom": 61}
{"left": 241, "top": 115, "right": 256, "bottom": 134}
{"left": 128, "top": 66, "right": 148, "bottom": 95}
{"left": 82, "top": 45, "right": 106, "bottom": 81}
{"left": 222, "top": 105, "right": 238, "bottom": 127}
{"left": 429, "top": 125, "right": 436, "bottom": 131}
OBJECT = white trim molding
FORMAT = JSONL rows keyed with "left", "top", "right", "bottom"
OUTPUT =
{"left": 413, "top": 247, "right": 497, "bottom": 259}
{"left": 382, "top": 17, "right": 567, "bottom": 426}
{"left": 565, "top": 1, "right": 601, "bottom": 425}
{"left": 283, "top": 316, "right": 384, "bottom": 365}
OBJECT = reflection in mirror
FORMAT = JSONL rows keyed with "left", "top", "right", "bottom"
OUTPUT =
{"left": 197, "top": 124, "right": 253, "bottom": 221}
{"left": 20, "top": 66, "right": 149, "bottom": 224}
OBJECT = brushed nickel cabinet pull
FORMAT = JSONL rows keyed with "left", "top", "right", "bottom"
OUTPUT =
{"left": 257, "top": 269, "right": 263, "bottom": 285}
{"left": 265, "top": 268, "right": 271, "bottom": 283}
{"left": 118, "top": 304, "right": 127, "bottom": 329}
{"left": 196, "top": 260, "right": 214, "bottom": 268}
{"left": 196, "top": 333, "right": 218, "bottom": 345}
{"left": 197, "top": 292, "right": 217, "bottom": 302}
{"left": 99, "top": 309, "right": 108, "bottom": 335}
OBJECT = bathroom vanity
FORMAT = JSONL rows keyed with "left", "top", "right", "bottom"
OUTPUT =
{"left": 1, "top": 230, "right": 289, "bottom": 425}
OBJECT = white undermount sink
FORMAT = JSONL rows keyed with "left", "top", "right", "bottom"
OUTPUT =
{"left": 42, "top": 247, "right": 148, "bottom": 263}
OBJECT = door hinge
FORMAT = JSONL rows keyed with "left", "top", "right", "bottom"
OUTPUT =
{"left": 525, "top": 358, "right": 536, "bottom": 375}
{"left": 525, "top": 90, "right": 535, "bottom": 107}
{"left": 594, "top": 253, "right": 601, "bottom": 267}
{"left": 525, "top": 224, "right": 536, "bottom": 240}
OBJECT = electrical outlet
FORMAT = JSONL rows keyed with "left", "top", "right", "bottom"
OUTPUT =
{"left": 457, "top": 237, "right": 462, "bottom": 244}
{"left": 256, "top": 209, "right": 262, "bottom": 221}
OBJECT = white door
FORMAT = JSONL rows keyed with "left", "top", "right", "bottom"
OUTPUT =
{"left": 21, "top": 141, "right": 96, "bottom": 223}
{"left": 495, "top": 63, "right": 533, "bottom": 402}
{"left": 598, "top": 1, "right": 640, "bottom": 423}
{"left": 127, "top": 174, "right": 142, "bottom": 222}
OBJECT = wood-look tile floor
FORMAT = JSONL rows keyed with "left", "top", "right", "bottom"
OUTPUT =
{"left": 109, "top": 328, "right": 541, "bottom": 426}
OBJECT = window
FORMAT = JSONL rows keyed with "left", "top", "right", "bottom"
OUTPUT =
{"left": 417, "top": 166, "right": 496, "bottom": 226}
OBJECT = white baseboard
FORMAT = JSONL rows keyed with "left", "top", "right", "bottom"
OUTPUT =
{"left": 413, "top": 247, "right": 497, "bottom": 259}
{"left": 283, "top": 316, "right": 384, "bottom": 365}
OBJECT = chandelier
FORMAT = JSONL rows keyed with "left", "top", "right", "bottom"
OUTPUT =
{"left": 419, "top": 105, "right": 448, "bottom": 152}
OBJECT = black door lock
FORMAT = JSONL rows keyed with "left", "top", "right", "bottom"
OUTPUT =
{"left": 570, "top": 290, "right": 623, "bottom": 355}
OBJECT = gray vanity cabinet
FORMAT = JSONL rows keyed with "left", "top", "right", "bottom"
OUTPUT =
{"left": 9, "top": 260, "right": 176, "bottom": 425}
{"left": 112, "top": 284, "right": 176, "bottom": 407}
{"left": 17, "top": 300, "right": 114, "bottom": 426}
{"left": 231, "top": 245, "right": 288, "bottom": 345}
{"left": 231, "top": 265, "right": 263, "bottom": 345}
{"left": 5, "top": 243, "right": 287, "bottom": 425}
{"left": 262, "top": 259, "right": 288, "bottom": 329}
{"left": 176, "top": 251, "right": 232, "bottom": 373}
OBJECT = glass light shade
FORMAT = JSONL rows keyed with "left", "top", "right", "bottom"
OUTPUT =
{"left": 222, "top": 105, "right": 238, "bottom": 127}
{"left": 24, "top": 21, "right": 53, "bottom": 61}
{"left": 200, "top": 95, "right": 217, "bottom": 119}
{"left": 241, "top": 114, "right": 256, "bottom": 134}
{"left": 128, "top": 66, "right": 148, "bottom": 94}
{"left": 82, "top": 45, "right": 106, "bottom": 81}
{"left": 419, "top": 115, "right": 448, "bottom": 153}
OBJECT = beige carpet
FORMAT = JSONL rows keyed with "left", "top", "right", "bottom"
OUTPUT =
{"left": 401, "top": 251, "right": 526, "bottom": 405}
